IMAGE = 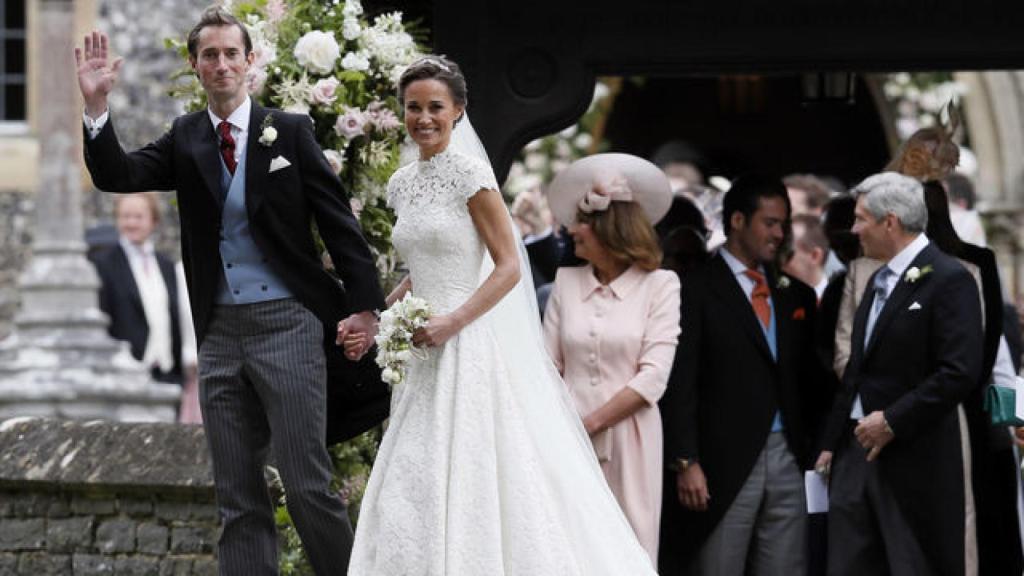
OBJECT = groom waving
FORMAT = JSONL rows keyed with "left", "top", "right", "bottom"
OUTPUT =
{"left": 76, "top": 8, "right": 386, "bottom": 575}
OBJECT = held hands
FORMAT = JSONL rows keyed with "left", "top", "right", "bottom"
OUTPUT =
{"left": 677, "top": 463, "right": 711, "bottom": 512}
{"left": 336, "top": 310, "right": 378, "bottom": 361}
{"left": 75, "top": 31, "right": 123, "bottom": 118}
{"left": 411, "top": 314, "right": 462, "bottom": 348}
{"left": 855, "top": 411, "right": 895, "bottom": 462}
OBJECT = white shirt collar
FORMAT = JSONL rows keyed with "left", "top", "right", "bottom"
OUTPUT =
{"left": 814, "top": 277, "right": 829, "bottom": 300}
{"left": 119, "top": 236, "right": 154, "bottom": 258}
{"left": 720, "top": 246, "right": 763, "bottom": 276}
{"left": 207, "top": 96, "right": 252, "bottom": 133}
{"left": 884, "top": 233, "right": 930, "bottom": 280}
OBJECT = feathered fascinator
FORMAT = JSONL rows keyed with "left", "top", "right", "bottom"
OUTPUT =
{"left": 886, "top": 101, "right": 962, "bottom": 182}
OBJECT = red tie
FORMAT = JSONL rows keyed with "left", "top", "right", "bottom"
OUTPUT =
{"left": 218, "top": 121, "right": 237, "bottom": 175}
{"left": 743, "top": 269, "right": 772, "bottom": 329}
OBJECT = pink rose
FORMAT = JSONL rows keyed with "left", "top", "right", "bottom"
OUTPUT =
{"left": 247, "top": 67, "right": 269, "bottom": 95}
{"left": 366, "top": 101, "right": 401, "bottom": 133}
{"left": 311, "top": 77, "right": 340, "bottom": 105}
{"left": 334, "top": 108, "right": 368, "bottom": 141}
{"left": 266, "top": 0, "right": 288, "bottom": 23}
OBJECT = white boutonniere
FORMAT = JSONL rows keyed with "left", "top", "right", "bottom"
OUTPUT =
{"left": 904, "top": 264, "right": 933, "bottom": 283}
{"left": 776, "top": 276, "right": 791, "bottom": 289}
{"left": 258, "top": 114, "right": 277, "bottom": 147}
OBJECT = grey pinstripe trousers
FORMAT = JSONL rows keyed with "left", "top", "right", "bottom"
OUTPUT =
{"left": 199, "top": 299, "right": 353, "bottom": 575}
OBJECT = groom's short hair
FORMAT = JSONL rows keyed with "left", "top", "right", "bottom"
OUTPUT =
{"left": 187, "top": 6, "right": 253, "bottom": 59}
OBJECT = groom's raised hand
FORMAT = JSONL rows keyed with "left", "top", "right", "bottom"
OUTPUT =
{"left": 75, "top": 31, "right": 123, "bottom": 118}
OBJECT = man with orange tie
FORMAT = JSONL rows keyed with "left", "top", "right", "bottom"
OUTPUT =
{"left": 660, "top": 175, "right": 824, "bottom": 575}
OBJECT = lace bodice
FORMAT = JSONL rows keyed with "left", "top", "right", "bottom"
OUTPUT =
{"left": 388, "top": 147, "right": 499, "bottom": 314}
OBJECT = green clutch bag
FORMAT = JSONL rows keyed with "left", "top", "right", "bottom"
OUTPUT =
{"left": 984, "top": 385, "right": 1024, "bottom": 427}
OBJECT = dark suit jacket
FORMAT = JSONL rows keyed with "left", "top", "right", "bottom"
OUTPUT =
{"left": 659, "top": 252, "right": 822, "bottom": 565}
{"left": 92, "top": 244, "right": 183, "bottom": 380}
{"left": 823, "top": 242, "right": 982, "bottom": 576}
{"left": 83, "top": 104, "right": 388, "bottom": 444}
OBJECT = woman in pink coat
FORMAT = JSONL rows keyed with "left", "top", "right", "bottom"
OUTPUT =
{"left": 543, "top": 154, "right": 681, "bottom": 563}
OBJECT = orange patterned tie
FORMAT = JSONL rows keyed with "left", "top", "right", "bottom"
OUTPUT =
{"left": 743, "top": 269, "right": 771, "bottom": 329}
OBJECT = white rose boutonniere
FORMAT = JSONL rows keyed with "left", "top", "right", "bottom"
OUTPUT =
{"left": 904, "top": 264, "right": 934, "bottom": 283}
{"left": 259, "top": 114, "right": 277, "bottom": 147}
{"left": 776, "top": 276, "right": 791, "bottom": 289}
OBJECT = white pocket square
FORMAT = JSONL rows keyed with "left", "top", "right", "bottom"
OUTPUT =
{"left": 269, "top": 156, "right": 292, "bottom": 173}
{"left": 908, "top": 301, "right": 922, "bottom": 311}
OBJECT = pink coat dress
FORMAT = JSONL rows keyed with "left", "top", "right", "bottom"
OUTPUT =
{"left": 543, "top": 264, "right": 681, "bottom": 564}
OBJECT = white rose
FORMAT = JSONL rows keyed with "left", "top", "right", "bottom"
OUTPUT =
{"left": 311, "top": 77, "right": 340, "bottom": 105}
{"left": 342, "top": 0, "right": 363, "bottom": 17}
{"left": 342, "top": 17, "right": 362, "bottom": 41}
{"left": 323, "top": 149, "right": 345, "bottom": 174}
{"left": 381, "top": 367, "right": 400, "bottom": 385}
{"left": 259, "top": 126, "right": 278, "bottom": 146}
{"left": 341, "top": 51, "right": 371, "bottom": 72}
{"left": 293, "top": 30, "right": 341, "bottom": 75}
{"left": 558, "top": 125, "right": 578, "bottom": 139}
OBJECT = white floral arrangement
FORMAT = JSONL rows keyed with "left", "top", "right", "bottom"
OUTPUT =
{"left": 169, "top": 0, "right": 424, "bottom": 283}
{"left": 374, "top": 293, "right": 432, "bottom": 386}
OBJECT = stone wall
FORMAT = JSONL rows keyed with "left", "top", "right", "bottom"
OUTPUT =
{"left": 0, "top": 419, "right": 219, "bottom": 575}
{"left": 0, "top": 192, "right": 34, "bottom": 340}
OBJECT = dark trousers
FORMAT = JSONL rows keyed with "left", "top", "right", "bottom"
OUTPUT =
{"left": 199, "top": 299, "right": 353, "bottom": 575}
{"left": 828, "top": 431, "right": 937, "bottom": 576}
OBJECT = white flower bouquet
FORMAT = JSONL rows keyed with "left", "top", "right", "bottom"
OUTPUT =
{"left": 374, "top": 294, "right": 431, "bottom": 386}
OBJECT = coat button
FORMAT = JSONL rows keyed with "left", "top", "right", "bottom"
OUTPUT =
{"left": 233, "top": 289, "right": 240, "bottom": 295}
{"left": 226, "top": 262, "right": 233, "bottom": 269}
{"left": 261, "top": 285, "right": 268, "bottom": 291}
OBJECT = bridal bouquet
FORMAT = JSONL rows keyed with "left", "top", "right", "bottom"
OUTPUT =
{"left": 375, "top": 294, "right": 432, "bottom": 386}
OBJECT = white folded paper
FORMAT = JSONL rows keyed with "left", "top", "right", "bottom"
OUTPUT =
{"left": 805, "top": 471, "right": 829, "bottom": 514}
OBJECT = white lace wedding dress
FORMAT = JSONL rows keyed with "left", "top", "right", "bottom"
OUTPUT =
{"left": 347, "top": 147, "right": 657, "bottom": 575}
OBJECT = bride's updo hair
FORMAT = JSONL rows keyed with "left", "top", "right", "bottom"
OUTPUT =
{"left": 398, "top": 55, "right": 468, "bottom": 110}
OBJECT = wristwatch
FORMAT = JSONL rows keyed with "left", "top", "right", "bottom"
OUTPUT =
{"left": 674, "top": 457, "right": 697, "bottom": 471}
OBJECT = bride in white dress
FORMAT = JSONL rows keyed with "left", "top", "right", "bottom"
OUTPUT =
{"left": 344, "top": 56, "right": 658, "bottom": 575}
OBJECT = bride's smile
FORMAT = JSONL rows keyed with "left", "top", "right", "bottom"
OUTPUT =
{"left": 401, "top": 77, "right": 465, "bottom": 160}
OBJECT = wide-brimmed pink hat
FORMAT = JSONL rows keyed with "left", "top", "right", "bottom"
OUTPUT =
{"left": 546, "top": 153, "right": 673, "bottom": 226}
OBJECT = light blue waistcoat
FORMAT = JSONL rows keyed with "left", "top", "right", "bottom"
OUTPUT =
{"left": 215, "top": 148, "right": 293, "bottom": 305}
{"left": 761, "top": 300, "right": 784, "bottom": 433}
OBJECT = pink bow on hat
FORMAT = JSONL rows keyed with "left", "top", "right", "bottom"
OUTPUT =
{"left": 578, "top": 175, "right": 634, "bottom": 213}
